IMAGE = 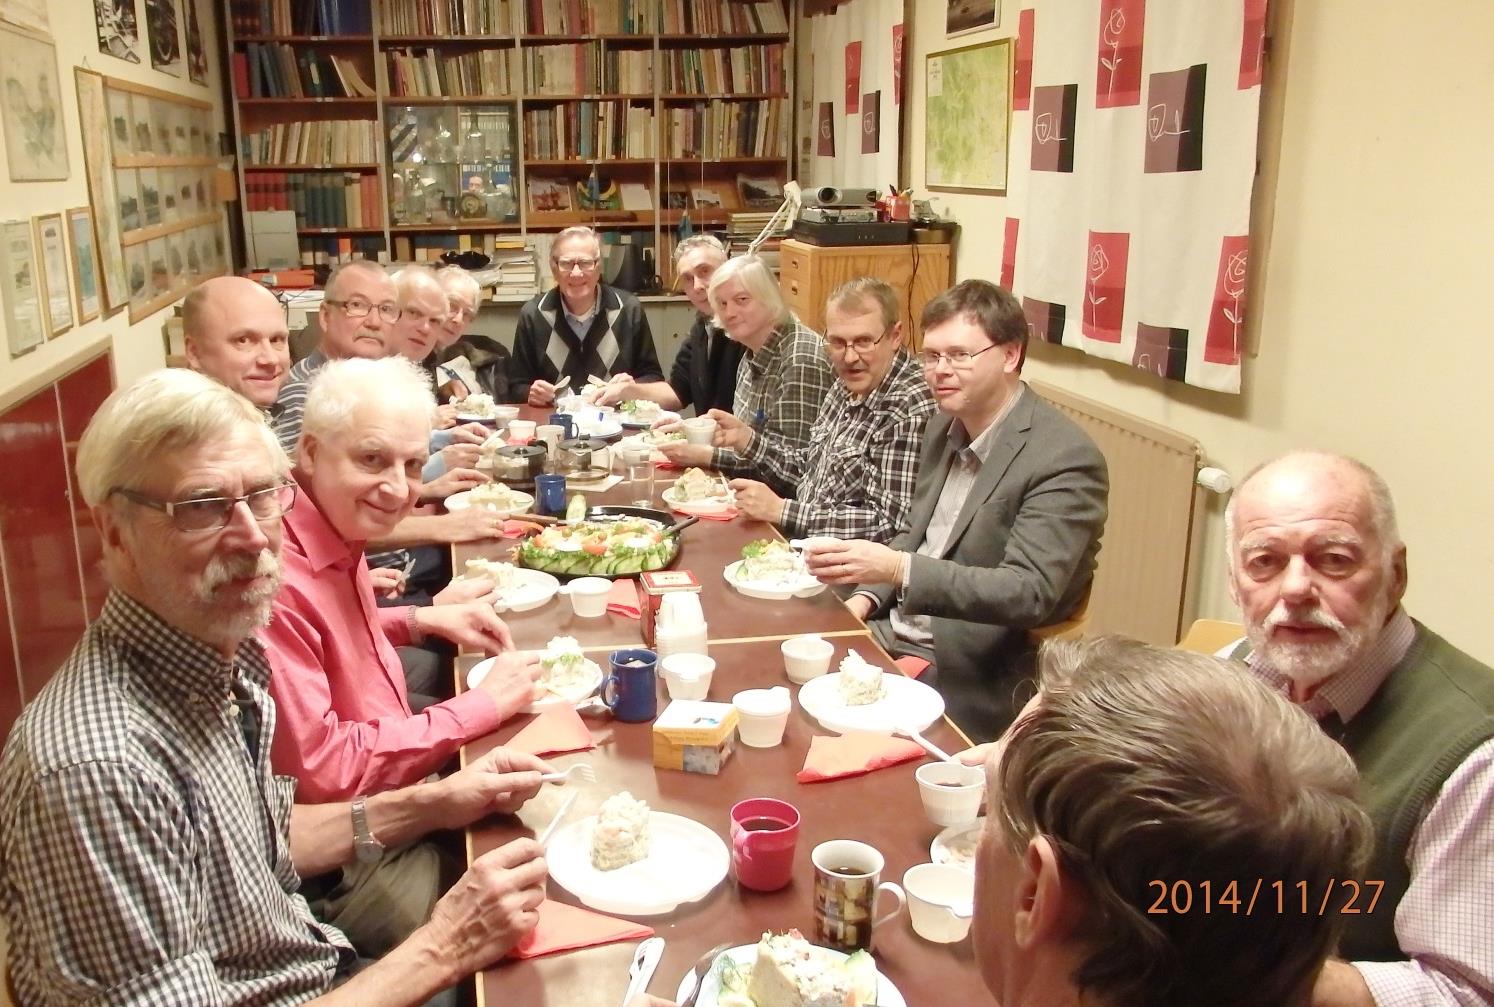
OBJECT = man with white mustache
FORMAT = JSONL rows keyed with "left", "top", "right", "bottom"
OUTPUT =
{"left": 1223, "top": 452, "right": 1494, "bottom": 1007}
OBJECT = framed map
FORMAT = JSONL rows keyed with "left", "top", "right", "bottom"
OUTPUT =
{"left": 925, "top": 39, "right": 1011, "bottom": 192}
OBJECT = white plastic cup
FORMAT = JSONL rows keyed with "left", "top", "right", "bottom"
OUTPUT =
{"left": 566, "top": 576, "right": 612, "bottom": 618}
{"left": 492, "top": 405, "right": 521, "bottom": 429}
{"left": 661, "top": 653, "right": 716, "bottom": 700}
{"left": 780, "top": 634, "right": 834, "bottom": 684}
{"left": 536, "top": 424, "right": 564, "bottom": 452}
{"left": 903, "top": 863, "right": 976, "bottom": 943}
{"left": 508, "top": 419, "right": 537, "bottom": 442}
{"left": 682, "top": 416, "right": 718, "bottom": 446}
{"left": 915, "top": 762, "right": 986, "bottom": 827}
{"left": 733, "top": 687, "right": 792, "bottom": 748}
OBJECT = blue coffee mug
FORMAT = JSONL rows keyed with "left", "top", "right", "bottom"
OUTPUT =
{"left": 602, "top": 648, "right": 659, "bottom": 722}
{"left": 535, "top": 473, "right": 567, "bottom": 516}
{"left": 548, "top": 412, "right": 575, "bottom": 438}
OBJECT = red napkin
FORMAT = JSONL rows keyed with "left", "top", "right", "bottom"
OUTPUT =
{"left": 670, "top": 505, "right": 739, "bottom": 522}
{"left": 797, "top": 733, "right": 926, "bottom": 783}
{"left": 896, "top": 656, "right": 932, "bottom": 679}
{"left": 506, "top": 708, "right": 596, "bottom": 757}
{"left": 606, "top": 578, "right": 642, "bottom": 618}
{"left": 512, "top": 899, "right": 654, "bottom": 958}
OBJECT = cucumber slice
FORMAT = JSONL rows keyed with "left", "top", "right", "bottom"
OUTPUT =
{"left": 843, "top": 949, "right": 878, "bottom": 1003}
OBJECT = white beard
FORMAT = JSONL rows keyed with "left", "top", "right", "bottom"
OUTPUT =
{"left": 1247, "top": 592, "right": 1392, "bottom": 693}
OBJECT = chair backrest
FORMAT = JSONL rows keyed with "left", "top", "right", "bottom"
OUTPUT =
{"left": 1176, "top": 618, "right": 1245, "bottom": 655}
{"left": 1028, "top": 585, "right": 1093, "bottom": 645}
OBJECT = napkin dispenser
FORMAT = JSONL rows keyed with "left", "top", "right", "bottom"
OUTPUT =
{"left": 651, "top": 699, "right": 738, "bottom": 775}
{"left": 655, "top": 592, "right": 708, "bottom": 659}
{"left": 639, "top": 570, "right": 702, "bottom": 647}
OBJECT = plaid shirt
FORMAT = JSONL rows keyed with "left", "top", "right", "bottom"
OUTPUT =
{"left": 0, "top": 592, "right": 349, "bottom": 1006}
{"left": 740, "top": 349, "right": 936, "bottom": 542}
{"left": 712, "top": 316, "right": 834, "bottom": 495}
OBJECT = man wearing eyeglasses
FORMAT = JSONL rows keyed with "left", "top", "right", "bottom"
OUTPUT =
{"left": 696, "top": 277, "right": 935, "bottom": 543}
{"left": 510, "top": 226, "right": 663, "bottom": 407}
{"left": 0, "top": 369, "right": 553, "bottom": 1006}
{"left": 807, "top": 280, "right": 1109, "bottom": 742}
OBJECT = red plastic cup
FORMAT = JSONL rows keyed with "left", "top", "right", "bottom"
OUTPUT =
{"left": 730, "top": 798, "right": 801, "bottom": 892}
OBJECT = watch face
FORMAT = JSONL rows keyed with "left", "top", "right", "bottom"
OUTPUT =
{"left": 355, "top": 839, "right": 384, "bottom": 864}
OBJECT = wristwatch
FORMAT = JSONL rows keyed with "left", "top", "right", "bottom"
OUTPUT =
{"left": 351, "top": 798, "right": 385, "bottom": 864}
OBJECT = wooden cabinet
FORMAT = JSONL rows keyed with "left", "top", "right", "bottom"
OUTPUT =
{"left": 778, "top": 239, "right": 953, "bottom": 348}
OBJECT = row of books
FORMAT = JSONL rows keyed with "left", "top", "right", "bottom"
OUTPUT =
{"left": 241, "top": 120, "right": 380, "bottom": 165}
{"left": 298, "top": 235, "right": 388, "bottom": 266}
{"left": 522, "top": 102, "right": 656, "bottom": 160}
{"left": 246, "top": 172, "right": 384, "bottom": 229}
{"left": 230, "top": 0, "right": 373, "bottom": 36}
{"left": 235, "top": 43, "right": 375, "bottom": 99}
{"left": 659, "top": 43, "right": 785, "bottom": 95}
{"left": 663, "top": 99, "right": 785, "bottom": 159}
{"left": 603, "top": 50, "right": 654, "bottom": 95}
{"left": 522, "top": 0, "right": 658, "bottom": 35}
{"left": 386, "top": 47, "right": 518, "bottom": 97}
{"left": 380, "top": 0, "right": 514, "bottom": 36}
{"left": 523, "top": 44, "right": 603, "bottom": 95}
{"left": 660, "top": 0, "right": 787, "bottom": 35}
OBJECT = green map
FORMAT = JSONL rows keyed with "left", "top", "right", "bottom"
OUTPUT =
{"left": 925, "top": 42, "right": 1011, "bottom": 190}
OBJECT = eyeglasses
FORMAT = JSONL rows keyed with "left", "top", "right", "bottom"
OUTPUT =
{"left": 327, "top": 297, "right": 401, "bottom": 323}
{"left": 918, "top": 344, "right": 1002, "bottom": 370}
{"left": 555, "top": 257, "right": 600, "bottom": 273}
{"left": 110, "top": 482, "right": 296, "bottom": 532}
{"left": 825, "top": 330, "right": 890, "bottom": 358}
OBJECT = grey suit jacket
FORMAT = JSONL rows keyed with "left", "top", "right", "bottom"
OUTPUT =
{"left": 868, "top": 387, "right": 1108, "bottom": 741}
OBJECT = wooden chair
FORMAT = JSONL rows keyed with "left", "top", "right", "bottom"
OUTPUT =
{"left": 1176, "top": 618, "right": 1245, "bottom": 655}
{"left": 1029, "top": 587, "right": 1093, "bottom": 645}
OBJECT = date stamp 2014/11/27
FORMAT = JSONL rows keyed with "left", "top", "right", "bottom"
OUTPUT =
{"left": 1146, "top": 879, "right": 1385, "bottom": 916}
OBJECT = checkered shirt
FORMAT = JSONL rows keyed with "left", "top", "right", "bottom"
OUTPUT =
{"left": 0, "top": 592, "right": 349, "bottom": 1005}
{"left": 740, "top": 349, "right": 936, "bottom": 542}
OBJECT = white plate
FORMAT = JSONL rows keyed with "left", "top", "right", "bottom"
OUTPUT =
{"left": 722, "top": 560, "right": 826, "bottom": 600}
{"left": 445, "top": 487, "right": 534, "bottom": 518}
{"left": 468, "top": 568, "right": 560, "bottom": 613}
{"left": 931, "top": 821, "right": 982, "bottom": 874}
{"left": 677, "top": 944, "right": 906, "bottom": 1007}
{"left": 798, "top": 672, "right": 945, "bottom": 735}
{"left": 619, "top": 408, "right": 680, "bottom": 429}
{"left": 547, "top": 812, "right": 729, "bottom": 915}
{"left": 467, "top": 654, "right": 603, "bottom": 712}
{"left": 574, "top": 418, "right": 625, "bottom": 440}
{"left": 662, "top": 485, "right": 734, "bottom": 516}
{"left": 454, "top": 413, "right": 501, "bottom": 426}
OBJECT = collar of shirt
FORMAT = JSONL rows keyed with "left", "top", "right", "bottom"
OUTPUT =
{"left": 97, "top": 590, "right": 268, "bottom": 702}
{"left": 563, "top": 304, "right": 597, "bottom": 333}
{"left": 948, "top": 381, "right": 1026, "bottom": 465}
{"left": 746, "top": 319, "right": 793, "bottom": 374}
{"left": 285, "top": 482, "right": 363, "bottom": 574}
{"left": 845, "top": 348, "right": 920, "bottom": 409}
{"left": 1247, "top": 607, "right": 1416, "bottom": 722}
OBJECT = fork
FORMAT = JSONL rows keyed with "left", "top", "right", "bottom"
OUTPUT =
{"left": 540, "top": 763, "right": 597, "bottom": 786}
{"left": 537, "top": 791, "right": 579, "bottom": 847}
{"left": 676, "top": 941, "right": 734, "bottom": 1007}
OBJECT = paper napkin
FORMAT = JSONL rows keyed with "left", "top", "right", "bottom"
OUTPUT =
{"left": 797, "top": 733, "right": 926, "bottom": 783}
{"left": 506, "top": 708, "right": 596, "bottom": 757}
{"left": 606, "top": 578, "right": 642, "bottom": 618}
{"left": 511, "top": 899, "right": 654, "bottom": 958}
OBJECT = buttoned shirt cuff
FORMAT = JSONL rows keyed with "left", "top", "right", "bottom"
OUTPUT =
{"left": 899, "top": 552, "right": 912, "bottom": 592}
{"left": 739, "top": 429, "right": 765, "bottom": 465}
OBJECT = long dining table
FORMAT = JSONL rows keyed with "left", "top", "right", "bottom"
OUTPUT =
{"left": 452, "top": 415, "right": 986, "bottom": 1007}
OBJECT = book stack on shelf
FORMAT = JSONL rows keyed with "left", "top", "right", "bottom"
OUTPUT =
{"left": 381, "top": 0, "right": 514, "bottom": 34}
{"left": 659, "top": 0, "right": 787, "bottom": 33}
{"left": 230, "top": 0, "right": 373, "bottom": 35}
{"left": 525, "top": 0, "right": 657, "bottom": 34}
{"left": 244, "top": 172, "right": 382, "bottom": 229}
{"left": 659, "top": 44, "right": 785, "bottom": 94}
{"left": 385, "top": 48, "right": 518, "bottom": 97}
{"left": 523, "top": 102, "right": 655, "bottom": 161}
{"left": 241, "top": 120, "right": 379, "bottom": 164}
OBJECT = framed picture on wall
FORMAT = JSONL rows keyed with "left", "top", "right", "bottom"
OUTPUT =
{"left": 146, "top": 0, "right": 183, "bottom": 77}
{"left": 946, "top": 0, "right": 999, "bottom": 37}
{"left": 925, "top": 39, "right": 1011, "bottom": 192}
{"left": 94, "top": 0, "right": 142, "bottom": 63}
{"left": 75, "top": 68, "right": 128, "bottom": 313}
{"left": 1, "top": 220, "right": 45, "bottom": 358}
{"left": 184, "top": 0, "right": 207, "bottom": 84}
{"left": 67, "top": 206, "right": 102, "bottom": 323}
{"left": 0, "top": 0, "right": 50, "bottom": 37}
{"left": 33, "top": 212, "right": 73, "bottom": 337}
{"left": 0, "top": 25, "right": 69, "bottom": 181}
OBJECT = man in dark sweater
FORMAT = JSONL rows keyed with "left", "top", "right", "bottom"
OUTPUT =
{"left": 1224, "top": 452, "right": 1494, "bottom": 1007}
{"left": 510, "top": 226, "right": 662, "bottom": 407}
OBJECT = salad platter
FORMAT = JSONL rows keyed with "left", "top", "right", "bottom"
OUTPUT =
{"left": 517, "top": 514, "right": 681, "bottom": 578}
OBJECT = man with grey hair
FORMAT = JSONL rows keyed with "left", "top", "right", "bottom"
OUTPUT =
{"left": 510, "top": 225, "right": 663, "bottom": 406}
{"left": 0, "top": 368, "right": 551, "bottom": 1005}
{"left": 597, "top": 233, "right": 743, "bottom": 415}
{"left": 183, "top": 275, "right": 291, "bottom": 411}
{"left": 1224, "top": 451, "right": 1494, "bottom": 1006}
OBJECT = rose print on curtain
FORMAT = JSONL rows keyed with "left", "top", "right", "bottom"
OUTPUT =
{"left": 1082, "top": 232, "right": 1128, "bottom": 343}
{"left": 1205, "top": 236, "right": 1249, "bottom": 365}
{"left": 1096, "top": 0, "right": 1145, "bottom": 108}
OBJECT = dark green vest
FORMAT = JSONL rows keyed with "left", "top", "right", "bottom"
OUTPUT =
{"left": 1233, "top": 623, "right": 1494, "bottom": 960}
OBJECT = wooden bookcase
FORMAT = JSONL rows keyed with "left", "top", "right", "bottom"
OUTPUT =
{"left": 223, "top": 0, "right": 793, "bottom": 287}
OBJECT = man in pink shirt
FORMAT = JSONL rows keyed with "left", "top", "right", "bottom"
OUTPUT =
{"left": 261, "top": 355, "right": 541, "bottom": 956}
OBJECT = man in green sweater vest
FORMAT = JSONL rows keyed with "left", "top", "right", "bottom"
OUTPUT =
{"left": 1226, "top": 452, "right": 1494, "bottom": 1007}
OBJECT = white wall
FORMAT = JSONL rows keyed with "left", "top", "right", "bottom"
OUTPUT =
{"left": 906, "top": 0, "right": 1494, "bottom": 662}
{"left": 0, "top": 0, "right": 224, "bottom": 410}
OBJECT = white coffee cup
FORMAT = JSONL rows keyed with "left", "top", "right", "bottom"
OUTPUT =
{"left": 733, "top": 686, "right": 792, "bottom": 747}
{"left": 492, "top": 405, "right": 521, "bottom": 428}
{"left": 661, "top": 653, "right": 715, "bottom": 700}
{"left": 536, "top": 424, "right": 564, "bottom": 452}
{"left": 563, "top": 576, "right": 612, "bottom": 618}
{"left": 508, "top": 419, "right": 537, "bottom": 442}
{"left": 902, "top": 863, "right": 975, "bottom": 943}
{"left": 915, "top": 762, "right": 986, "bottom": 827}
{"left": 681, "top": 416, "right": 718, "bottom": 445}
{"left": 781, "top": 634, "right": 834, "bottom": 684}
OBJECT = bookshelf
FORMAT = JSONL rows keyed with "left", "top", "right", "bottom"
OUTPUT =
{"left": 224, "top": 0, "right": 793, "bottom": 286}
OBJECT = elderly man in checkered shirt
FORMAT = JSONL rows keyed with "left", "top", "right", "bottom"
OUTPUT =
{"left": 0, "top": 369, "right": 551, "bottom": 1006}
{"left": 691, "top": 277, "right": 936, "bottom": 543}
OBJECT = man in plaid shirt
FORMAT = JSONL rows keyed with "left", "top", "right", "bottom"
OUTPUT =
{"left": 706, "top": 278, "right": 936, "bottom": 543}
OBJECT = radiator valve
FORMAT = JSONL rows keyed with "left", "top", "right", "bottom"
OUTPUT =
{"left": 1196, "top": 466, "right": 1233, "bottom": 494}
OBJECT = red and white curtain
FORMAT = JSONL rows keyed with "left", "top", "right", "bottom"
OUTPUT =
{"left": 1003, "top": 0, "right": 1268, "bottom": 393}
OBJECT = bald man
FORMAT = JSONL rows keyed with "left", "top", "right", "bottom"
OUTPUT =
{"left": 182, "top": 276, "right": 290, "bottom": 411}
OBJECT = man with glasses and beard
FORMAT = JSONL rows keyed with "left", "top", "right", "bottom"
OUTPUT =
{"left": 808, "top": 280, "right": 1108, "bottom": 743}
{"left": 1222, "top": 452, "right": 1494, "bottom": 1007}
{"left": 509, "top": 226, "right": 663, "bottom": 407}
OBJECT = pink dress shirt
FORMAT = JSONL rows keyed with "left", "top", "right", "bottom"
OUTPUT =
{"left": 262, "top": 486, "right": 503, "bottom": 802}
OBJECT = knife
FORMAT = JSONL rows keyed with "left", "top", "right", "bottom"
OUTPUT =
{"left": 621, "top": 936, "right": 665, "bottom": 1006}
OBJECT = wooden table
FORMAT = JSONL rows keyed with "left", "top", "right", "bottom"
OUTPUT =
{"left": 455, "top": 435, "right": 983, "bottom": 1007}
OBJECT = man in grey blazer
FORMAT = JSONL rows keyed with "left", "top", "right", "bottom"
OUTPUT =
{"left": 808, "top": 280, "right": 1108, "bottom": 741}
